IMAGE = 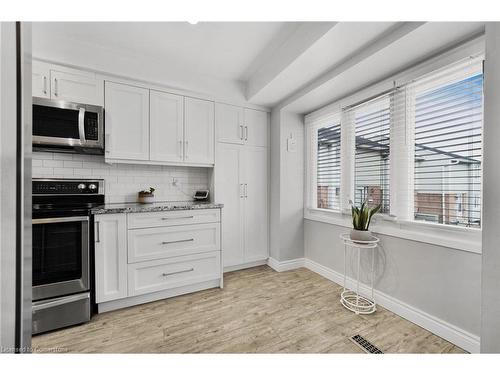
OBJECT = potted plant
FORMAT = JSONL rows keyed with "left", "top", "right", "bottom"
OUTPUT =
{"left": 349, "top": 200, "right": 380, "bottom": 242}
{"left": 138, "top": 187, "right": 156, "bottom": 204}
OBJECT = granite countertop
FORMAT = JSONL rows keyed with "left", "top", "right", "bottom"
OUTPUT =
{"left": 91, "top": 201, "right": 223, "bottom": 215}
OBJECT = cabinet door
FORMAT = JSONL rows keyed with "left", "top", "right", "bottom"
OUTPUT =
{"left": 215, "top": 143, "right": 244, "bottom": 267}
{"left": 215, "top": 103, "right": 244, "bottom": 145}
{"left": 94, "top": 214, "right": 128, "bottom": 303}
{"left": 51, "top": 70, "right": 104, "bottom": 105}
{"left": 184, "top": 97, "right": 215, "bottom": 165}
{"left": 150, "top": 90, "right": 184, "bottom": 162}
{"left": 32, "top": 61, "right": 50, "bottom": 98}
{"left": 242, "top": 147, "right": 269, "bottom": 262}
{"left": 244, "top": 108, "right": 268, "bottom": 147}
{"left": 105, "top": 82, "right": 150, "bottom": 161}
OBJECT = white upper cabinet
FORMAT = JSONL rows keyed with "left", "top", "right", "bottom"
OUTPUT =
{"left": 105, "top": 82, "right": 150, "bottom": 161}
{"left": 184, "top": 97, "right": 215, "bottom": 165}
{"left": 150, "top": 90, "right": 184, "bottom": 163}
{"left": 32, "top": 61, "right": 50, "bottom": 99}
{"left": 244, "top": 108, "right": 268, "bottom": 147}
{"left": 215, "top": 103, "right": 245, "bottom": 145}
{"left": 50, "top": 69, "right": 104, "bottom": 106}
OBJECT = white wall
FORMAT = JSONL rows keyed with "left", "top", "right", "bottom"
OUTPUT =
{"left": 32, "top": 152, "right": 209, "bottom": 203}
{"left": 305, "top": 219, "right": 481, "bottom": 338}
{"left": 481, "top": 22, "right": 500, "bottom": 353}
{"left": 269, "top": 109, "right": 305, "bottom": 261}
{"left": 32, "top": 31, "right": 247, "bottom": 106}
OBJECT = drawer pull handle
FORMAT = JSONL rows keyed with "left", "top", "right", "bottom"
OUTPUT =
{"left": 161, "top": 238, "right": 194, "bottom": 245}
{"left": 162, "top": 268, "right": 194, "bottom": 277}
{"left": 161, "top": 216, "right": 194, "bottom": 220}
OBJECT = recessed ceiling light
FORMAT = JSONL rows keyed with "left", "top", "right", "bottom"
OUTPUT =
{"left": 187, "top": 20, "right": 198, "bottom": 25}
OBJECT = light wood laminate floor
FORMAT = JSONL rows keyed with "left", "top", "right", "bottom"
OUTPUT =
{"left": 32, "top": 266, "right": 465, "bottom": 353}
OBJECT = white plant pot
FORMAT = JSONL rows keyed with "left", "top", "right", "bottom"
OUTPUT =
{"left": 350, "top": 229, "right": 372, "bottom": 242}
{"left": 138, "top": 194, "right": 155, "bottom": 204}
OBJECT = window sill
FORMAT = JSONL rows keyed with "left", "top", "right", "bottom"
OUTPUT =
{"left": 304, "top": 208, "right": 482, "bottom": 254}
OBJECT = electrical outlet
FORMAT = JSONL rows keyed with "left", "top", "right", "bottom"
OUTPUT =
{"left": 172, "top": 177, "right": 178, "bottom": 186}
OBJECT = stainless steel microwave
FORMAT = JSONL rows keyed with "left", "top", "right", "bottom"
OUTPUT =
{"left": 33, "top": 97, "right": 104, "bottom": 154}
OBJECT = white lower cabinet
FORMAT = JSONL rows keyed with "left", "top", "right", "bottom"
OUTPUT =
{"left": 215, "top": 143, "right": 269, "bottom": 268}
{"left": 94, "top": 209, "right": 222, "bottom": 311}
{"left": 128, "top": 252, "right": 221, "bottom": 296}
{"left": 94, "top": 214, "right": 128, "bottom": 303}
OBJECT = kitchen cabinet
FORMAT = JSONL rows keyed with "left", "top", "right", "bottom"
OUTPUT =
{"left": 242, "top": 146, "right": 269, "bottom": 262}
{"left": 216, "top": 103, "right": 245, "bottom": 145}
{"left": 94, "top": 214, "right": 128, "bottom": 303}
{"left": 32, "top": 61, "right": 50, "bottom": 99}
{"left": 184, "top": 97, "right": 215, "bottom": 165}
{"left": 32, "top": 60, "right": 104, "bottom": 105}
{"left": 215, "top": 105, "right": 268, "bottom": 148}
{"left": 215, "top": 143, "right": 269, "bottom": 268}
{"left": 94, "top": 209, "right": 222, "bottom": 312}
{"left": 244, "top": 108, "right": 268, "bottom": 147}
{"left": 150, "top": 90, "right": 184, "bottom": 163}
{"left": 105, "top": 81, "right": 150, "bottom": 161}
{"left": 50, "top": 69, "right": 104, "bottom": 106}
{"left": 215, "top": 143, "right": 244, "bottom": 266}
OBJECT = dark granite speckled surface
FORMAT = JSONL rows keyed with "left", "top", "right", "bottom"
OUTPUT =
{"left": 91, "top": 201, "right": 223, "bottom": 215}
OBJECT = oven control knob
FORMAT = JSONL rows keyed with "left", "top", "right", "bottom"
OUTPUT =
{"left": 77, "top": 183, "right": 86, "bottom": 191}
{"left": 89, "top": 183, "right": 97, "bottom": 191}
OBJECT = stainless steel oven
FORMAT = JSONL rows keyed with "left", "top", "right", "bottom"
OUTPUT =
{"left": 32, "top": 178, "right": 104, "bottom": 334}
{"left": 32, "top": 216, "right": 89, "bottom": 301}
{"left": 32, "top": 97, "right": 104, "bottom": 154}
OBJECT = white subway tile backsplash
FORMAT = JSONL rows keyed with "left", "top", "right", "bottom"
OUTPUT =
{"left": 32, "top": 151, "right": 210, "bottom": 203}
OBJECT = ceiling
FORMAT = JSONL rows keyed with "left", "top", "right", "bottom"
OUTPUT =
{"left": 32, "top": 22, "right": 296, "bottom": 81}
{"left": 32, "top": 22, "right": 486, "bottom": 111}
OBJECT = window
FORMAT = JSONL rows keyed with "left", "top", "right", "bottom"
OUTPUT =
{"left": 351, "top": 96, "right": 391, "bottom": 213}
{"left": 412, "top": 68, "right": 483, "bottom": 228}
{"left": 316, "top": 121, "right": 341, "bottom": 211}
{"left": 305, "top": 55, "right": 484, "bottom": 232}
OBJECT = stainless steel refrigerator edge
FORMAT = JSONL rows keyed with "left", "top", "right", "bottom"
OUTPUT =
{"left": 0, "top": 21, "right": 32, "bottom": 353}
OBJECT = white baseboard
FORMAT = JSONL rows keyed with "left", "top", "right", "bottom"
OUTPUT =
{"left": 224, "top": 259, "right": 268, "bottom": 273}
{"left": 267, "top": 257, "right": 305, "bottom": 272}
{"left": 304, "top": 258, "right": 480, "bottom": 353}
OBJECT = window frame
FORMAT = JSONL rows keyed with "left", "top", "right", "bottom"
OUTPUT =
{"left": 304, "top": 45, "right": 484, "bottom": 254}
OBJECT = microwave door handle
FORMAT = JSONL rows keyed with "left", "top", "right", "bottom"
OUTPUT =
{"left": 78, "top": 107, "right": 86, "bottom": 144}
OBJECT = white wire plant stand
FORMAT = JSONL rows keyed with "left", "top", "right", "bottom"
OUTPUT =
{"left": 340, "top": 233, "right": 379, "bottom": 315}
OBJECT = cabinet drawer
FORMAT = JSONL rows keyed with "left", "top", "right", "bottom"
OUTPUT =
{"left": 127, "top": 209, "right": 220, "bottom": 229}
{"left": 128, "top": 252, "right": 220, "bottom": 296}
{"left": 128, "top": 223, "right": 220, "bottom": 263}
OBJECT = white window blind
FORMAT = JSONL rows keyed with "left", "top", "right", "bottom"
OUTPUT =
{"left": 347, "top": 95, "right": 391, "bottom": 213}
{"left": 411, "top": 59, "right": 483, "bottom": 227}
{"left": 316, "top": 120, "right": 342, "bottom": 211}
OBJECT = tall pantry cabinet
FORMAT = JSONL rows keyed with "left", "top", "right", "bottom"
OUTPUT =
{"left": 214, "top": 104, "right": 269, "bottom": 269}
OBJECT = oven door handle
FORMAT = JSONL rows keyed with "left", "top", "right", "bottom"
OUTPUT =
{"left": 32, "top": 292, "right": 90, "bottom": 312}
{"left": 32, "top": 216, "right": 89, "bottom": 225}
{"left": 78, "top": 107, "right": 86, "bottom": 145}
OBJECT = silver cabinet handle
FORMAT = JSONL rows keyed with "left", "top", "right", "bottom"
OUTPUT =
{"left": 161, "top": 238, "right": 194, "bottom": 245}
{"left": 95, "top": 222, "right": 100, "bottom": 243}
{"left": 240, "top": 125, "right": 244, "bottom": 140}
{"left": 54, "top": 77, "right": 58, "bottom": 96}
{"left": 43, "top": 76, "right": 47, "bottom": 94}
{"left": 161, "top": 268, "right": 194, "bottom": 277}
{"left": 240, "top": 183, "right": 244, "bottom": 198}
{"left": 244, "top": 183, "right": 248, "bottom": 198}
{"left": 245, "top": 126, "right": 248, "bottom": 141}
{"left": 161, "top": 216, "right": 194, "bottom": 220}
{"left": 179, "top": 140, "right": 183, "bottom": 159}
{"left": 184, "top": 140, "right": 189, "bottom": 159}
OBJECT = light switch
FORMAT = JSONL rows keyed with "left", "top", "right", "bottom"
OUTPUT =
{"left": 287, "top": 136, "right": 297, "bottom": 153}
